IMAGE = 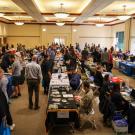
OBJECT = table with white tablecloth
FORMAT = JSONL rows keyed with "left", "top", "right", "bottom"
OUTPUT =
{"left": 50, "top": 73, "right": 70, "bottom": 88}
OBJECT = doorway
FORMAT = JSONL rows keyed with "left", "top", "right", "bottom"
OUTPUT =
{"left": 54, "top": 36, "right": 66, "bottom": 45}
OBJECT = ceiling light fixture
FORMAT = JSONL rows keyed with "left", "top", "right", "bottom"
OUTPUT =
{"left": 14, "top": 22, "right": 24, "bottom": 26}
{"left": 96, "top": 17, "right": 104, "bottom": 27}
{"left": 56, "top": 21, "right": 65, "bottom": 26}
{"left": 96, "top": 23, "right": 104, "bottom": 27}
{"left": 14, "top": 16, "right": 24, "bottom": 26}
{"left": 117, "top": 5, "right": 131, "bottom": 21}
{"left": 0, "top": 13, "right": 5, "bottom": 17}
{"left": 54, "top": 3, "right": 69, "bottom": 19}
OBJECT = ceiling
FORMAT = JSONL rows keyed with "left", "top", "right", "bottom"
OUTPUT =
{"left": 0, "top": 0, "right": 135, "bottom": 25}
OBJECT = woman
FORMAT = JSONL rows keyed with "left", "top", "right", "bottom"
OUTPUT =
{"left": 0, "top": 69, "right": 9, "bottom": 102}
{"left": 0, "top": 83, "right": 15, "bottom": 131}
{"left": 107, "top": 50, "right": 113, "bottom": 72}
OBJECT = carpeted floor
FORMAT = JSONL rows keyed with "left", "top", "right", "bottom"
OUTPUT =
{"left": 10, "top": 69, "right": 135, "bottom": 135}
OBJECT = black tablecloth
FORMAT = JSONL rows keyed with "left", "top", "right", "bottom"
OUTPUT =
{"left": 45, "top": 111, "right": 80, "bottom": 131}
{"left": 128, "top": 104, "right": 135, "bottom": 133}
{"left": 45, "top": 87, "right": 80, "bottom": 131}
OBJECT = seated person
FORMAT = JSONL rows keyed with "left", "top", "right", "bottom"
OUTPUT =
{"left": 111, "top": 84, "right": 127, "bottom": 112}
{"left": 94, "top": 66, "right": 103, "bottom": 88}
{"left": 121, "top": 81, "right": 129, "bottom": 91}
{"left": 55, "top": 50, "right": 62, "bottom": 60}
{"left": 75, "top": 80, "right": 93, "bottom": 114}
{"left": 99, "top": 74, "right": 110, "bottom": 102}
{"left": 69, "top": 69, "right": 81, "bottom": 91}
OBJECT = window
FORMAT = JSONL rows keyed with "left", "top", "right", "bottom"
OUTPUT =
{"left": 116, "top": 32, "right": 124, "bottom": 51}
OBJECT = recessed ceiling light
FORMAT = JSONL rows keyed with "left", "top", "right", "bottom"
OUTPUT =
{"left": 73, "top": 29, "right": 77, "bottom": 32}
{"left": 42, "top": 28, "right": 46, "bottom": 31}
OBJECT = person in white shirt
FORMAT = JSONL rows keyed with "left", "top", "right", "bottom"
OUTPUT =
{"left": 25, "top": 55, "right": 42, "bottom": 110}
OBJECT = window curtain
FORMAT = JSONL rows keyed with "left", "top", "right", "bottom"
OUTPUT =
{"left": 124, "top": 19, "right": 131, "bottom": 52}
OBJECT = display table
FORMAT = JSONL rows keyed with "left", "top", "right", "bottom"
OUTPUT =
{"left": 45, "top": 87, "right": 79, "bottom": 132}
{"left": 120, "top": 89, "right": 135, "bottom": 133}
{"left": 50, "top": 73, "right": 70, "bottom": 88}
{"left": 119, "top": 62, "right": 135, "bottom": 76}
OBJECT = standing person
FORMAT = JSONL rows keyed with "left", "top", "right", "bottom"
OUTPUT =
{"left": 25, "top": 55, "right": 42, "bottom": 110}
{"left": 0, "top": 88, "right": 15, "bottom": 131}
{"left": 101, "top": 48, "right": 109, "bottom": 70}
{"left": 99, "top": 74, "right": 110, "bottom": 102}
{"left": 10, "top": 54, "right": 22, "bottom": 98}
{"left": 94, "top": 66, "right": 103, "bottom": 89}
{"left": 93, "top": 48, "right": 101, "bottom": 63}
{"left": 41, "top": 55, "right": 52, "bottom": 95}
{"left": 0, "top": 69, "right": 9, "bottom": 102}
{"left": 1, "top": 51, "right": 11, "bottom": 73}
{"left": 108, "top": 50, "right": 113, "bottom": 72}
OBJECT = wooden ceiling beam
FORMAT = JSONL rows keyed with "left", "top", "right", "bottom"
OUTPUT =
{"left": 11, "top": 0, "right": 45, "bottom": 22}
{"left": 74, "top": 0, "right": 116, "bottom": 23}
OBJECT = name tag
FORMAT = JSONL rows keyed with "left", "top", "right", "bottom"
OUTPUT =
{"left": 57, "top": 112, "right": 69, "bottom": 118}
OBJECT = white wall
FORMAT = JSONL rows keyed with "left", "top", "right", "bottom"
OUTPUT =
{"left": 41, "top": 25, "right": 72, "bottom": 46}
{"left": 4, "top": 20, "right": 134, "bottom": 52}
{"left": 72, "top": 25, "right": 112, "bottom": 49}
{"left": 130, "top": 19, "right": 135, "bottom": 54}
{"left": 7, "top": 24, "right": 114, "bottom": 49}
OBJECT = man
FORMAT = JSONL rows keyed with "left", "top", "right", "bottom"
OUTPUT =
{"left": 10, "top": 54, "right": 22, "bottom": 98}
{"left": 41, "top": 55, "right": 52, "bottom": 95}
{"left": 1, "top": 51, "right": 11, "bottom": 73}
{"left": 25, "top": 55, "right": 42, "bottom": 110}
{"left": 101, "top": 48, "right": 109, "bottom": 70}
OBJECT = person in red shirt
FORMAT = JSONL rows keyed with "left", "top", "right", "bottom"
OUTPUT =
{"left": 107, "top": 50, "right": 113, "bottom": 72}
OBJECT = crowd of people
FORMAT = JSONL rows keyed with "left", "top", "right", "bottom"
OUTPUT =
{"left": 0, "top": 42, "right": 131, "bottom": 132}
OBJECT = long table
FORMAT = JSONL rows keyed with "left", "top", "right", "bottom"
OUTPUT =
{"left": 121, "top": 89, "right": 135, "bottom": 133}
{"left": 119, "top": 61, "right": 135, "bottom": 76}
{"left": 45, "top": 73, "right": 79, "bottom": 132}
{"left": 50, "top": 73, "right": 70, "bottom": 88}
